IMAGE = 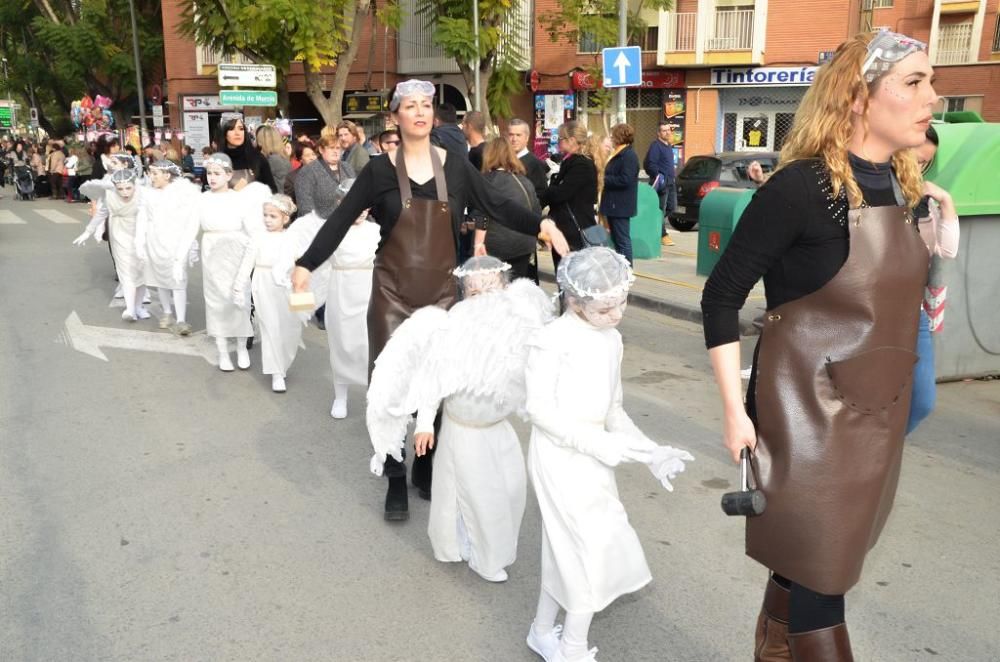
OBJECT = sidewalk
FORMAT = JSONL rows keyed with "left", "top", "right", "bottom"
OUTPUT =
{"left": 537, "top": 229, "right": 765, "bottom": 336}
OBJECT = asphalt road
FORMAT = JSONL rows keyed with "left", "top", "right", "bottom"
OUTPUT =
{"left": 1, "top": 195, "right": 998, "bottom": 662}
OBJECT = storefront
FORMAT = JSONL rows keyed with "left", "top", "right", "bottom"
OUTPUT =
{"left": 180, "top": 95, "right": 239, "bottom": 164}
{"left": 711, "top": 66, "right": 817, "bottom": 153}
{"left": 570, "top": 69, "right": 687, "bottom": 167}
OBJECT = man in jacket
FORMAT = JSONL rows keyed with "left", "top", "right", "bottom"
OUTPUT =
{"left": 463, "top": 110, "right": 487, "bottom": 171}
{"left": 430, "top": 103, "right": 468, "bottom": 162}
{"left": 336, "top": 120, "right": 370, "bottom": 174}
{"left": 643, "top": 121, "right": 676, "bottom": 247}
{"left": 46, "top": 140, "right": 66, "bottom": 200}
{"left": 506, "top": 118, "right": 549, "bottom": 200}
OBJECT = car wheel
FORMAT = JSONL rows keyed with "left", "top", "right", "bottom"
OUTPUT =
{"left": 668, "top": 217, "right": 698, "bottom": 232}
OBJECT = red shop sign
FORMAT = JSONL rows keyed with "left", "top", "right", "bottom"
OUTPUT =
{"left": 570, "top": 69, "right": 685, "bottom": 90}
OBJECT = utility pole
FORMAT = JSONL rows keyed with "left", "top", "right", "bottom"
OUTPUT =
{"left": 127, "top": 0, "right": 147, "bottom": 143}
{"left": 616, "top": 0, "right": 627, "bottom": 126}
{"left": 472, "top": 0, "right": 481, "bottom": 111}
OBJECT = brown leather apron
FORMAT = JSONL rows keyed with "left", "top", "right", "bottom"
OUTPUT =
{"left": 748, "top": 199, "right": 929, "bottom": 596}
{"left": 367, "top": 149, "right": 457, "bottom": 374}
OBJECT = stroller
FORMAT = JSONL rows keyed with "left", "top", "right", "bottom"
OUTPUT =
{"left": 14, "top": 164, "right": 36, "bottom": 200}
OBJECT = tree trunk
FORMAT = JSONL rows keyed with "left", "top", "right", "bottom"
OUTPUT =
{"left": 303, "top": 63, "right": 342, "bottom": 129}
{"left": 277, "top": 75, "right": 291, "bottom": 118}
{"left": 302, "top": 0, "right": 372, "bottom": 129}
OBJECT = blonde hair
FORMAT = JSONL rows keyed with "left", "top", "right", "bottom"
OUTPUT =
{"left": 558, "top": 121, "right": 607, "bottom": 192}
{"left": 256, "top": 125, "right": 287, "bottom": 159}
{"left": 778, "top": 32, "right": 923, "bottom": 208}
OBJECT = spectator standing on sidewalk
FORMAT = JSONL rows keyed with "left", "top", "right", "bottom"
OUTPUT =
{"left": 464, "top": 110, "right": 487, "bottom": 170}
{"left": 47, "top": 140, "right": 66, "bottom": 201}
{"left": 600, "top": 123, "right": 640, "bottom": 266}
{"left": 337, "top": 120, "right": 370, "bottom": 175}
{"left": 507, "top": 118, "right": 549, "bottom": 200}
{"left": 430, "top": 103, "right": 468, "bottom": 162}
{"left": 643, "top": 121, "right": 676, "bottom": 247}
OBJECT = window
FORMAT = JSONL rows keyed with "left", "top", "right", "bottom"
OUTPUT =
{"left": 993, "top": 15, "right": 1000, "bottom": 52}
{"left": 578, "top": 30, "right": 604, "bottom": 54}
{"left": 579, "top": 24, "right": 658, "bottom": 53}
{"left": 947, "top": 97, "right": 965, "bottom": 112}
{"left": 862, "top": 0, "right": 893, "bottom": 9}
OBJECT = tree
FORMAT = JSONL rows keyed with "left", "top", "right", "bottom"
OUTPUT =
{"left": 416, "top": 0, "right": 530, "bottom": 128}
{"left": 178, "top": 0, "right": 401, "bottom": 128}
{"left": 540, "top": 0, "right": 672, "bottom": 131}
{"left": 0, "top": 0, "right": 163, "bottom": 133}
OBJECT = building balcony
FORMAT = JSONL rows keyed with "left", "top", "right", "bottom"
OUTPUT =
{"left": 939, "top": 0, "right": 980, "bottom": 14}
{"left": 707, "top": 9, "right": 754, "bottom": 52}
{"left": 658, "top": 7, "right": 760, "bottom": 66}
{"left": 196, "top": 46, "right": 255, "bottom": 73}
{"left": 935, "top": 22, "right": 974, "bottom": 64}
{"left": 664, "top": 12, "right": 697, "bottom": 53}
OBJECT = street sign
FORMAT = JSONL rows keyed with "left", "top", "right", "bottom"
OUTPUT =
{"left": 0, "top": 106, "right": 12, "bottom": 128}
{"left": 601, "top": 46, "right": 642, "bottom": 88}
{"left": 219, "top": 90, "right": 278, "bottom": 107}
{"left": 217, "top": 63, "right": 277, "bottom": 88}
{"left": 152, "top": 104, "right": 164, "bottom": 128}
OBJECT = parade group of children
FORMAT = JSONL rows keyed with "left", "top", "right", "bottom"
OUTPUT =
{"left": 74, "top": 157, "right": 695, "bottom": 661}
{"left": 73, "top": 153, "right": 371, "bottom": 402}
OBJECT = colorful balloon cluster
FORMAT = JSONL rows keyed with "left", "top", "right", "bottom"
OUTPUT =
{"left": 71, "top": 95, "right": 115, "bottom": 130}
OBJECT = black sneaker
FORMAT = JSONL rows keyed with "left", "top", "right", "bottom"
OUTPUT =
{"left": 384, "top": 476, "right": 409, "bottom": 521}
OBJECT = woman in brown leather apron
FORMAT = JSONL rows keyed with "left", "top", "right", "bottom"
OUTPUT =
{"left": 291, "top": 80, "right": 569, "bottom": 522}
{"left": 702, "top": 33, "right": 939, "bottom": 661}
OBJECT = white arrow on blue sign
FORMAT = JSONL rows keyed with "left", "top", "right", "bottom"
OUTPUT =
{"left": 602, "top": 46, "right": 642, "bottom": 88}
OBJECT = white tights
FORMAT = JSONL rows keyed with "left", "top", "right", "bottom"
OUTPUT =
{"left": 157, "top": 288, "right": 187, "bottom": 323}
{"left": 122, "top": 285, "right": 148, "bottom": 317}
{"left": 215, "top": 337, "right": 250, "bottom": 354}
{"left": 333, "top": 382, "right": 349, "bottom": 403}
{"left": 532, "top": 589, "right": 595, "bottom": 661}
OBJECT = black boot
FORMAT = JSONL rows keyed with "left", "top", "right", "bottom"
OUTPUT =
{"left": 412, "top": 452, "right": 432, "bottom": 501}
{"left": 384, "top": 476, "right": 409, "bottom": 521}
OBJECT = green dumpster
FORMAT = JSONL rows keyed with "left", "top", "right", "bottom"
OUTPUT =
{"left": 923, "top": 120, "right": 1000, "bottom": 380}
{"left": 696, "top": 187, "right": 755, "bottom": 276}
{"left": 630, "top": 185, "right": 663, "bottom": 260}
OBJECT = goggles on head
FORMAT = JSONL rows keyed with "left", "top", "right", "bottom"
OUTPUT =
{"left": 390, "top": 79, "right": 436, "bottom": 112}
{"left": 861, "top": 30, "right": 927, "bottom": 83}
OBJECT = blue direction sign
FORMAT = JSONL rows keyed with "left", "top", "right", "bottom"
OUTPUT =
{"left": 602, "top": 46, "right": 642, "bottom": 88}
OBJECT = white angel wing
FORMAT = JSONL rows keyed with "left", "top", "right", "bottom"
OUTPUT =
{"left": 239, "top": 181, "right": 273, "bottom": 234}
{"left": 79, "top": 177, "right": 114, "bottom": 203}
{"left": 402, "top": 279, "right": 556, "bottom": 419}
{"left": 366, "top": 306, "right": 449, "bottom": 472}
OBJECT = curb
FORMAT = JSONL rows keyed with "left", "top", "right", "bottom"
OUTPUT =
{"left": 538, "top": 269, "right": 762, "bottom": 337}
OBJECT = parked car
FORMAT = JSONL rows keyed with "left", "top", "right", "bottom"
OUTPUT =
{"left": 668, "top": 151, "right": 778, "bottom": 231}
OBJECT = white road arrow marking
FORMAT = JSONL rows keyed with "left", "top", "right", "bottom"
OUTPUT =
{"left": 614, "top": 51, "right": 631, "bottom": 84}
{"left": 62, "top": 311, "right": 217, "bottom": 365}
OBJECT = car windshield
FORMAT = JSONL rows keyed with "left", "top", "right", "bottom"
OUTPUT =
{"left": 680, "top": 156, "right": 720, "bottom": 179}
{"left": 722, "top": 159, "right": 776, "bottom": 183}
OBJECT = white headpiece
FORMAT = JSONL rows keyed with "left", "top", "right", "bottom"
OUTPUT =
{"left": 264, "top": 193, "right": 297, "bottom": 216}
{"left": 203, "top": 152, "right": 233, "bottom": 172}
{"left": 556, "top": 247, "right": 635, "bottom": 303}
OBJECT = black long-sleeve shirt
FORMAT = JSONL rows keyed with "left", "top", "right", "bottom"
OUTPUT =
{"left": 297, "top": 151, "right": 543, "bottom": 271}
{"left": 701, "top": 157, "right": 902, "bottom": 349}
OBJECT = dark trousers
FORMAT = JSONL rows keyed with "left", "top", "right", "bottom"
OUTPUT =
{"left": 49, "top": 172, "right": 64, "bottom": 199}
{"left": 772, "top": 574, "right": 845, "bottom": 633}
{"left": 607, "top": 216, "right": 633, "bottom": 265}
{"left": 657, "top": 184, "right": 676, "bottom": 236}
{"left": 507, "top": 252, "right": 538, "bottom": 284}
{"left": 383, "top": 409, "right": 441, "bottom": 483}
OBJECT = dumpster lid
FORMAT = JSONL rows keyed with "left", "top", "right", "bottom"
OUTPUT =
{"left": 925, "top": 122, "right": 1000, "bottom": 217}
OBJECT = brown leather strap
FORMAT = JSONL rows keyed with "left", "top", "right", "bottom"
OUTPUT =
{"left": 395, "top": 148, "right": 448, "bottom": 204}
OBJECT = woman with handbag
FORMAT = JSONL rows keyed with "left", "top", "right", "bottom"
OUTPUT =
{"left": 599, "top": 123, "right": 640, "bottom": 266}
{"left": 702, "top": 31, "right": 938, "bottom": 660}
{"left": 471, "top": 138, "right": 543, "bottom": 282}
{"left": 540, "top": 121, "right": 602, "bottom": 272}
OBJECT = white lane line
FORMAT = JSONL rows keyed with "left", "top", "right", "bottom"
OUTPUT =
{"left": 0, "top": 210, "right": 27, "bottom": 224}
{"left": 36, "top": 209, "right": 83, "bottom": 225}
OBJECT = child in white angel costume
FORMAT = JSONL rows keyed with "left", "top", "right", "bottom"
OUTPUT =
{"left": 192, "top": 152, "right": 271, "bottom": 372}
{"left": 133, "top": 160, "right": 201, "bottom": 334}
{"left": 72, "top": 166, "right": 149, "bottom": 321}
{"left": 367, "top": 256, "right": 555, "bottom": 582}
{"left": 325, "top": 202, "right": 380, "bottom": 420}
{"left": 524, "top": 247, "right": 694, "bottom": 662}
{"left": 235, "top": 194, "right": 344, "bottom": 393}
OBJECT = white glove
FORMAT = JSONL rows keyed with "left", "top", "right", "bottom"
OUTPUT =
{"left": 233, "top": 288, "right": 246, "bottom": 307}
{"left": 369, "top": 454, "right": 384, "bottom": 476}
{"left": 188, "top": 242, "right": 200, "bottom": 266}
{"left": 647, "top": 445, "right": 695, "bottom": 492}
{"left": 593, "top": 434, "right": 658, "bottom": 467}
{"left": 72, "top": 230, "right": 92, "bottom": 246}
{"left": 172, "top": 260, "right": 184, "bottom": 284}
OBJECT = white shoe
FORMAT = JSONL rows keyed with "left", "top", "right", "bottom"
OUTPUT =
{"left": 330, "top": 398, "right": 347, "bottom": 419}
{"left": 527, "top": 625, "right": 563, "bottom": 661}
{"left": 136, "top": 307, "right": 151, "bottom": 320}
{"left": 470, "top": 564, "right": 508, "bottom": 583}
{"left": 142, "top": 293, "right": 151, "bottom": 304}
{"left": 121, "top": 310, "right": 136, "bottom": 322}
{"left": 113, "top": 284, "right": 124, "bottom": 298}
{"left": 272, "top": 375, "right": 287, "bottom": 393}
{"left": 552, "top": 647, "right": 599, "bottom": 662}
{"left": 218, "top": 351, "right": 234, "bottom": 372}
{"left": 159, "top": 314, "right": 174, "bottom": 329}
{"left": 236, "top": 346, "right": 250, "bottom": 370}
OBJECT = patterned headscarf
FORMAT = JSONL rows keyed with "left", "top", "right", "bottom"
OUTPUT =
{"left": 862, "top": 30, "right": 927, "bottom": 84}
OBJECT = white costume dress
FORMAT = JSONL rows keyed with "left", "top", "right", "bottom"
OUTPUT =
{"left": 325, "top": 220, "right": 380, "bottom": 386}
{"left": 136, "top": 178, "right": 200, "bottom": 290}
{"left": 368, "top": 280, "right": 554, "bottom": 580}
{"left": 196, "top": 183, "right": 270, "bottom": 339}
{"left": 79, "top": 178, "right": 144, "bottom": 291}
{"left": 235, "top": 212, "right": 331, "bottom": 377}
{"left": 525, "top": 311, "right": 652, "bottom": 613}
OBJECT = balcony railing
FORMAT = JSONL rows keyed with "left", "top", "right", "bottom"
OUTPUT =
{"left": 992, "top": 16, "right": 1000, "bottom": 52}
{"left": 664, "top": 12, "right": 697, "bottom": 52}
{"left": 935, "top": 22, "right": 973, "bottom": 64}
{"left": 197, "top": 46, "right": 255, "bottom": 69}
{"left": 707, "top": 9, "right": 754, "bottom": 51}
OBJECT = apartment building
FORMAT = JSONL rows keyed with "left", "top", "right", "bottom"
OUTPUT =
{"left": 651, "top": 0, "right": 1000, "bottom": 158}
